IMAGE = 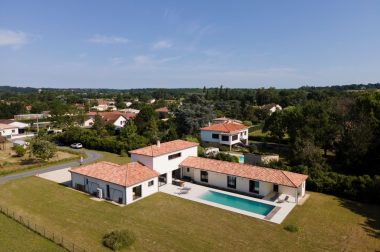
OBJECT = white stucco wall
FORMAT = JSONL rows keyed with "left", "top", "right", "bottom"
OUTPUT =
{"left": 71, "top": 173, "right": 158, "bottom": 205}
{"left": 125, "top": 177, "right": 158, "bottom": 204}
{"left": 113, "top": 116, "right": 127, "bottom": 128}
{"left": 71, "top": 173, "right": 127, "bottom": 204}
{"left": 0, "top": 127, "right": 18, "bottom": 137}
{"left": 131, "top": 146, "right": 198, "bottom": 183}
{"left": 188, "top": 168, "right": 275, "bottom": 197}
{"left": 201, "top": 129, "right": 249, "bottom": 145}
{"left": 83, "top": 118, "right": 94, "bottom": 128}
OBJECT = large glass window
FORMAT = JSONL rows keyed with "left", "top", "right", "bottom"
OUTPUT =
{"left": 227, "top": 176, "right": 236, "bottom": 189}
{"left": 221, "top": 135, "right": 229, "bottom": 141}
{"left": 168, "top": 152, "right": 181, "bottom": 160}
{"left": 249, "top": 180, "right": 260, "bottom": 194}
{"left": 201, "top": 171, "right": 208, "bottom": 183}
{"left": 212, "top": 133, "right": 219, "bottom": 139}
{"left": 232, "top": 135, "right": 238, "bottom": 141}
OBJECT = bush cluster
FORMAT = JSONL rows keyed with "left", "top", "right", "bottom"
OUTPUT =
{"left": 102, "top": 230, "right": 135, "bottom": 251}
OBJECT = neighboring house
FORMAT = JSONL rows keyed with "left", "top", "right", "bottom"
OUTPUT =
{"left": 212, "top": 117, "right": 242, "bottom": 124}
{"left": 84, "top": 112, "right": 132, "bottom": 129}
{"left": 124, "top": 102, "right": 132, "bottom": 107}
{"left": 118, "top": 108, "right": 140, "bottom": 115}
{"left": 147, "top": 98, "right": 156, "bottom": 104}
{"left": 200, "top": 122, "right": 249, "bottom": 149}
{"left": 129, "top": 140, "right": 199, "bottom": 186}
{"left": 70, "top": 161, "right": 159, "bottom": 205}
{"left": 180, "top": 156, "right": 307, "bottom": 203}
{"left": 91, "top": 99, "right": 117, "bottom": 111}
{"left": 0, "top": 119, "right": 29, "bottom": 137}
{"left": 155, "top": 107, "right": 170, "bottom": 119}
{"left": 0, "top": 123, "right": 18, "bottom": 138}
{"left": 14, "top": 113, "right": 49, "bottom": 120}
{"left": 262, "top": 104, "right": 282, "bottom": 115}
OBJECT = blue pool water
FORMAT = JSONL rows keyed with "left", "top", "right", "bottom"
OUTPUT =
{"left": 199, "top": 191, "right": 275, "bottom": 216}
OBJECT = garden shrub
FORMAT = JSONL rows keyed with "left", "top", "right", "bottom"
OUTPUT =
{"left": 284, "top": 224, "right": 299, "bottom": 232}
{"left": 13, "top": 145, "right": 26, "bottom": 157}
{"left": 102, "top": 230, "right": 135, "bottom": 251}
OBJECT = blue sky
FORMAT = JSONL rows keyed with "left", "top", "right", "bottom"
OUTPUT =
{"left": 1, "top": 0, "right": 380, "bottom": 89}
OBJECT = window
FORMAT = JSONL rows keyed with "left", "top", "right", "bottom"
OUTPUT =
{"left": 148, "top": 180, "right": 154, "bottom": 187}
{"left": 12, "top": 129, "right": 16, "bottom": 133}
{"left": 168, "top": 152, "right": 181, "bottom": 160}
{"left": 227, "top": 176, "right": 236, "bottom": 189}
{"left": 232, "top": 135, "right": 238, "bottom": 141}
{"left": 85, "top": 178, "right": 88, "bottom": 185}
{"left": 106, "top": 185, "right": 110, "bottom": 198}
{"left": 249, "top": 180, "right": 260, "bottom": 194}
{"left": 200, "top": 171, "right": 208, "bottom": 183}
{"left": 212, "top": 133, "right": 219, "bottom": 139}
{"left": 187, "top": 168, "right": 190, "bottom": 172}
{"left": 221, "top": 135, "right": 229, "bottom": 141}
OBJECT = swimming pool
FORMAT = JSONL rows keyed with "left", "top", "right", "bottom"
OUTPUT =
{"left": 199, "top": 190, "right": 275, "bottom": 216}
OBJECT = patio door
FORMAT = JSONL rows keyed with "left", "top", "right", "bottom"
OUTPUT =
{"left": 273, "top": 184, "right": 279, "bottom": 193}
{"left": 158, "top": 173, "right": 167, "bottom": 187}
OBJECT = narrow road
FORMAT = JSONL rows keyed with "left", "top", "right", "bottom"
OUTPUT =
{"left": 0, "top": 149, "right": 102, "bottom": 185}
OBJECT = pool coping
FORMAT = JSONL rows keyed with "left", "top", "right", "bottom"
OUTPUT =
{"left": 159, "top": 182, "right": 296, "bottom": 224}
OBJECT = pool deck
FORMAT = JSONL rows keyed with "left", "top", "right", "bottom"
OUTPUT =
{"left": 159, "top": 182, "right": 296, "bottom": 224}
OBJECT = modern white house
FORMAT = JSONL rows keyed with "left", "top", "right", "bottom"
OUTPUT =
{"left": 70, "top": 161, "right": 159, "bottom": 205}
{"left": 129, "top": 140, "right": 199, "bottom": 186}
{"left": 84, "top": 112, "right": 132, "bottom": 129}
{"left": 180, "top": 156, "right": 307, "bottom": 203}
{"left": 69, "top": 139, "right": 308, "bottom": 208}
{"left": 200, "top": 122, "right": 249, "bottom": 149}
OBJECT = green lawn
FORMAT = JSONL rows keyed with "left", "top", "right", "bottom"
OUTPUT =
{"left": 93, "top": 149, "right": 131, "bottom": 164}
{"left": 0, "top": 177, "right": 379, "bottom": 251}
{"left": 0, "top": 212, "right": 65, "bottom": 252}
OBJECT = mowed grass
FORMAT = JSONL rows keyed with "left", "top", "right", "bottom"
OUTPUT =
{"left": 0, "top": 177, "right": 379, "bottom": 252}
{"left": 93, "top": 149, "right": 131, "bottom": 164}
{"left": 0, "top": 213, "right": 65, "bottom": 252}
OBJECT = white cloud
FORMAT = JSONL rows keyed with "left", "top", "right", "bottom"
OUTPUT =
{"left": 133, "top": 55, "right": 153, "bottom": 65}
{"left": 0, "top": 29, "right": 28, "bottom": 48}
{"left": 88, "top": 35, "right": 129, "bottom": 44}
{"left": 111, "top": 57, "right": 123, "bottom": 65}
{"left": 152, "top": 40, "right": 172, "bottom": 50}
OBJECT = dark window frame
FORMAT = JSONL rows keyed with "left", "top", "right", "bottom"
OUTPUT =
{"left": 221, "top": 135, "right": 229, "bottom": 141}
{"left": 227, "top": 176, "right": 236, "bottom": 189}
{"left": 200, "top": 171, "right": 208, "bottom": 183}
{"left": 168, "top": 152, "right": 181, "bottom": 160}
{"left": 106, "top": 184, "right": 110, "bottom": 198}
{"left": 148, "top": 180, "right": 154, "bottom": 187}
{"left": 232, "top": 134, "right": 238, "bottom": 141}
{"left": 249, "top": 180, "right": 260, "bottom": 194}
{"left": 212, "top": 133, "right": 219, "bottom": 139}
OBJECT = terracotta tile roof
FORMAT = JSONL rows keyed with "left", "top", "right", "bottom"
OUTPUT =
{"left": 200, "top": 122, "right": 248, "bottom": 133}
{"left": 86, "top": 112, "right": 129, "bottom": 123}
{"left": 155, "top": 107, "right": 169, "bottom": 113}
{"left": 70, "top": 161, "right": 159, "bottom": 187}
{"left": 180, "top": 157, "right": 308, "bottom": 188}
{"left": 129, "top": 140, "right": 199, "bottom": 157}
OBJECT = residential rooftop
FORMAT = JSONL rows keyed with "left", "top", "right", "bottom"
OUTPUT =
{"left": 200, "top": 122, "right": 248, "bottom": 133}
{"left": 180, "top": 156, "right": 308, "bottom": 188}
{"left": 69, "top": 161, "right": 159, "bottom": 187}
{"left": 129, "top": 139, "right": 199, "bottom": 157}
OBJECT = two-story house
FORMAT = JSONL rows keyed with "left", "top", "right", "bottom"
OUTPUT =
{"left": 200, "top": 122, "right": 249, "bottom": 150}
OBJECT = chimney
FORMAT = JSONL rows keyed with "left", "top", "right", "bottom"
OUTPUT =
{"left": 157, "top": 140, "right": 160, "bottom": 147}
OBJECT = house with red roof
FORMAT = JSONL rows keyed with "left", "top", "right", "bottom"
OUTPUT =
{"left": 69, "top": 139, "right": 308, "bottom": 207}
{"left": 82, "top": 112, "right": 136, "bottom": 129}
{"left": 70, "top": 161, "right": 159, "bottom": 205}
{"left": 129, "top": 139, "right": 199, "bottom": 186}
{"left": 200, "top": 122, "right": 249, "bottom": 149}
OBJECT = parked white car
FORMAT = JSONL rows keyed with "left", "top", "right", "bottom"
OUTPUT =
{"left": 70, "top": 143, "right": 83, "bottom": 149}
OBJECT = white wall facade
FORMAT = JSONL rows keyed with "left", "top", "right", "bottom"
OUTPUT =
{"left": 82, "top": 118, "right": 94, "bottom": 128}
{"left": 187, "top": 168, "right": 276, "bottom": 197}
{"left": 200, "top": 129, "right": 249, "bottom": 146}
{"left": 113, "top": 116, "right": 127, "bottom": 128}
{"left": 71, "top": 173, "right": 158, "bottom": 205}
{"left": 125, "top": 177, "right": 158, "bottom": 204}
{"left": 71, "top": 173, "right": 127, "bottom": 204}
{"left": 0, "top": 127, "right": 18, "bottom": 137}
{"left": 131, "top": 146, "right": 198, "bottom": 183}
